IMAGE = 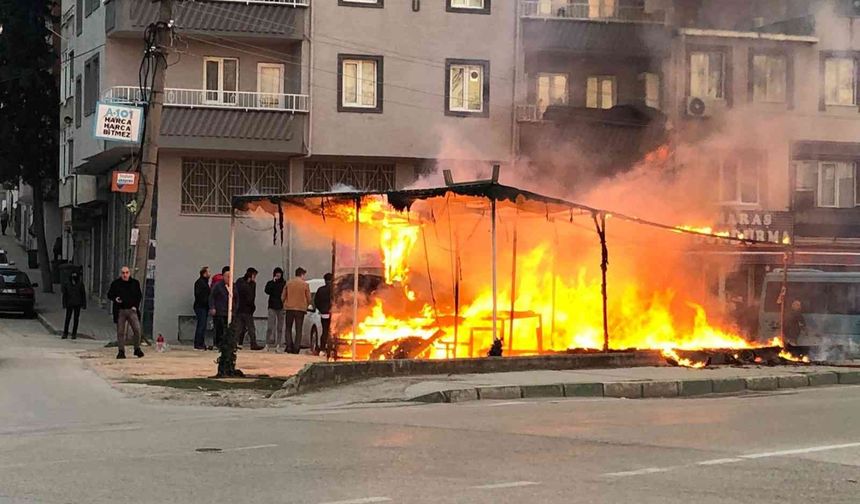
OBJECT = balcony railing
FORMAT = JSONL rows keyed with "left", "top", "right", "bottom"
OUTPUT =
{"left": 521, "top": 0, "right": 665, "bottom": 24}
{"left": 212, "top": 0, "right": 309, "bottom": 5}
{"left": 102, "top": 86, "right": 310, "bottom": 113}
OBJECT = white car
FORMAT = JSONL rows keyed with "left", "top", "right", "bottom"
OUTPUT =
{"left": 295, "top": 278, "right": 325, "bottom": 353}
{"left": 0, "top": 250, "right": 15, "bottom": 266}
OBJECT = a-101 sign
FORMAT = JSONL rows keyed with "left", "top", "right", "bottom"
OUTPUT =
{"left": 93, "top": 102, "right": 143, "bottom": 144}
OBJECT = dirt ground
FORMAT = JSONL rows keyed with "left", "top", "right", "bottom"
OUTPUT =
{"left": 79, "top": 346, "right": 324, "bottom": 408}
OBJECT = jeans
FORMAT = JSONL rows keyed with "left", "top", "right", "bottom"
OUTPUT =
{"left": 232, "top": 313, "right": 258, "bottom": 347}
{"left": 63, "top": 306, "right": 81, "bottom": 338}
{"left": 193, "top": 307, "right": 208, "bottom": 349}
{"left": 213, "top": 315, "right": 227, "bottom": 349}
{"left": 266, "top": 309, "right": 285, "bottom": 347}
{"left": 284, "top": 310, "right": 305, "bottom": 353}
{"left": 116, "top": 308, "right": 142, "bottom": 353}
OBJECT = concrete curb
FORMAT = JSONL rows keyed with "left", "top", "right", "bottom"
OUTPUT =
{"left": 36, "top": 312, "right": 96, "bottom": 340}
{"left": 408, "top": 370, "right": 860, "bottom": 404}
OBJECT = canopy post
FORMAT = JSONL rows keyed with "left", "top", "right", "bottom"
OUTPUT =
{"left": 491, "top": 198, "right": 499, "bottom": 344}
{"left": 508, "top": 215, "right": 518, "bottom": 354}
{"left": 550, "top": 224, "right": 558, "bottom": 349}
{"left": 227, "top": 210, "right": 236, "bottom": 325}
{"left": 593, "top": 212, "right": 609, "bottom": 352}
{"left": 352, "top": 197, "right": 360, "bottom": 361}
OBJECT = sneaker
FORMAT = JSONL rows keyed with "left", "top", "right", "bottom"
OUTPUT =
{"left": 61, "top": 334, "right": 68, "bottom": 340}
{"left": 133, "top": 347, "right": 145, "bottom": 358}
{"left": 116, "top": 349, "right": 126, "bottom": 359}
{"left": 71, "top": 335, "right": 77, "bottom": 340}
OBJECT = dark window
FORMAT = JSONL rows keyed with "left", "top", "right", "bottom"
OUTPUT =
{"left": 0, "top": 272, "right": 31, "bottom": 286}
{"left": 68, "top": 140, "right": 74, "bottom": 174}
{"left": 303, "top": 160, "right": 395, "bottom": 192}
{"left": 445, "top": 59, "right": 490, "bottom": 117}
{"left": 337, "top": 54, "right": 383, "bottom": 114}
{"left": 85, "top": 0, "right": 98, "bottom": 17}
{"left": 74, "top": 76, "right": 82, "bottom": 128}
{"left": 338, "top": 0, "right": 384, "bottom": 8}
{"left": 76, "top": 0, "right": 82, "bottom": 35}
{"left": 764, "top": 281, "right": 834, "bottom": 314}
{"left": 83, "top": 55, "right": 99, "bottom": 116}
{"left": 446, "top": 0, "right": 491, "bottom": 15}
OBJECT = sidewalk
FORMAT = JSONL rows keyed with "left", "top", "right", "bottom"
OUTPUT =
{"left": 0, "top": 235, "right": 116, "bottom": 340}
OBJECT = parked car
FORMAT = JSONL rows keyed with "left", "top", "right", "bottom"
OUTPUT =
{"left": 297, "top": 278, "right": 325, "bottom": 353}
{"left": 0, "top": 268, "right": 37, "bottom": 317}
{"left": 0, "top": 249, "right": 16, "bottom": 266}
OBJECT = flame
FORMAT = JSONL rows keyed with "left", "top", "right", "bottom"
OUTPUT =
{"left": 779, "top": 349, "right": 810, "bottom": 363}
{"left": 661, "top": 349, "right": 707, "bottom": 369}
{"left": 675, "top": 225, "right": 731, "bottom": 239}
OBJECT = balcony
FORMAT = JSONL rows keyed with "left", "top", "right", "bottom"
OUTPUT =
{"left": 103, "top": 86, "right": 309, "bottom": 113}
{"left": 106, "top": 0, "right": 306, "bottom": 39}
{"left": 521, "top": 0, "right": 665, "bottom": 24}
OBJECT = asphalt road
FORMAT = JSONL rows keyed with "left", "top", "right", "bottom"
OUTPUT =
{"left": 1, "top": 317, "right": 859, "bottom": 504}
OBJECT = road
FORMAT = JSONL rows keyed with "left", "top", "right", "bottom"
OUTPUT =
{"left": 1, "top": 317, "right": 858, "bottom": 504}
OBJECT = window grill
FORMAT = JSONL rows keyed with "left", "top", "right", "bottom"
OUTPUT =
{"left": 303, "top": 161, "right": 396, "bottom": 193}
{"left": 181, "top": 158, "right": 291, "bottom": 215}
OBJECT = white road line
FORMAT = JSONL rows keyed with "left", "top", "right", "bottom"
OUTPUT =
{"left": 224, "top": 444, "right": 278, "bottom": 452}
{"left": 603, "top": 467, "right": 672, "bottom": 477}
{"left": 318, "top": 498, "right": 391, "bottom": 504}
{"left": 472, "top": 481, "right": 540, "bottom": 489}
{"left": 696, "top": 458, "right": 743, "bottom": 466}
{"left": 740, "top": 442, "right": 860, "bottom": 459}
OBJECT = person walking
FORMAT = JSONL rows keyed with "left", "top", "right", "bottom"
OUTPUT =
{"left": 264, "top": 267, "right": 286, "bottom": 351}
{"left": 233, "top": 267, "right": 263, "bottom": 351}
{"left": 107, "top": 266, "right": 144, "bottom": 359}
{"left": 193, "top": 266, "right": 211, "bottom": 350}
{"left": 282, "top": 267, "right": 311, "bottom": 354}
{"left": 1, "top": 209, "right": 9, "bottom": 236}
{"left": 209, "top": 269, "right": 231, "bottom": 350}
{"left": 61, "top": 272, "right": 86, "bottom": 340}
{"left": 211, "top": 265, "right": 229, "bottom": 288}
{"left": 784, "top": 299, "right": 806, "bottom": 346}
{"left": 314, "top": 273, "right": 334, "bottom": 356}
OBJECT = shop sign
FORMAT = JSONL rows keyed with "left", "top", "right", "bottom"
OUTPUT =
{"left": 716, "top": 210, "right": 793, "bottom": 244}
{"left": 93, "top": 102, "right": 143, "bottom": 143}
{"left": 111, "top": 171, "right": 139, "bottom": 193}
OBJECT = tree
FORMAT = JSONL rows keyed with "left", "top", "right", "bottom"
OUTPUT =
{"left": 0, "top": 0, "right": 59, "bottom": 293}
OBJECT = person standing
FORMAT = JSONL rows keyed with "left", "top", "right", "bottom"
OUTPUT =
{"left": 1, "top": 209, "right": 9, "bottom": 236}
{"left": 784, "top": 299, "right": 806, "bottom": 346}
{"left": 53, "top": 236, "right": 63, "bottom": 262}
{"left": 209, "top": 269, "right": 231, "bottom": 350}
{"left": 282, "top": 267, "right": 311, "bottom": 354}
{"left": 314, "top": 273, "right": 334, "bottom": 356}
{"left": 233, "top": 267, "right": 263, "bottom": 351}
{"left": 107, "top": 266, "right": 144, "bottom": 359}
{"left": 264, "top": 267, "right": 286, "bottom": 351}
{"left": 211, "top": 265, "right": 229, "bottom": 288}
{"left": 61, "top": 272, "right": 86, "bottom": 340}
{"left": 193, "top": 266, "right": 211, "bottom": 350}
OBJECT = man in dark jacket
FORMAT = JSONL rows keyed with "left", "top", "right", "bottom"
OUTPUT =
{"left": 61, "top": 272, "right": 86, "bottom": 340}
{"left": 233, "top": 267, "right": 263, "bottom": 350}
{"left": 193, "top": 266, "right": 211, "bottom": 350}
{"left": 264, "top": 267, "right": 286, "bottom": 351}
{"left": 208, "top": 270, "right": 231, "bottom": 350}
{"left": 784, "top": 299, "right": 806, "bottom": 345}
{"left": 106, "top": 266, "right": 143, "bottom": 359}
{"left": 314, "top": 273, "right": 333, "bottom": 356}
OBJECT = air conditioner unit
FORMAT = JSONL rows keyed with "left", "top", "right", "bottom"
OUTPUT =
{"left": 685, "top": 96, "right": 726, "bottom": 118}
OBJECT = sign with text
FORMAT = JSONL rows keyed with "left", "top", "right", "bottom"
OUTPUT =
{"left": 93, "top": 102, "right": 143, "bottom": 143}
{"left": 111, "top": 171, "right": 139, "bottom": 193}
{"left": 716, "top": 210, "right": 793, "bottom": 245}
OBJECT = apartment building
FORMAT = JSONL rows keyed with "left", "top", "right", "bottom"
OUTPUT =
{"left": 514, "top": 0, "right": 860, "bottom": 310}
{"left": 59, "top": 0, "right": 516, "bottom": 341}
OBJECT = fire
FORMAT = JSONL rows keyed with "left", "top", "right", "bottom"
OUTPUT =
{"left": 675, "top": 225, "right": 731, "bottom": 239}
{"left": 779, "top": 349, "right": 810, "bottom": 363}
{"left": 661, "top": 349, "right": 706, "bottom": 369}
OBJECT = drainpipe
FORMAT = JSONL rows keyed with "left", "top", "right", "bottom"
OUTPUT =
{"left": 305, "top": 0, "right": 314, "bottom": 160}
{"left": 510, "top": 0, "right": 522, "bottom": 162}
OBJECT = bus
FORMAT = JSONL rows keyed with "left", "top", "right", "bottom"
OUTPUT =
{"left": 759, "top": 269, "right": 860, "bottom": 351}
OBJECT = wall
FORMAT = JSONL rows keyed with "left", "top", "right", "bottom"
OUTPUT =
{"left": 311, "top": 0, "right": 516, "bottom": 161}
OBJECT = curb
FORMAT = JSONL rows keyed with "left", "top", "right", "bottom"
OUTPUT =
{"left": 36, "top": 312, "right": 97, "bottom": 341}
{"left": 409, "top": 370, "right": 857, "bottom": 403}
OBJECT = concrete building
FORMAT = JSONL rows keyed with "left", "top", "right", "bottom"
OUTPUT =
{"left": 60, "top": 0, "right": 517, "bottom": 341}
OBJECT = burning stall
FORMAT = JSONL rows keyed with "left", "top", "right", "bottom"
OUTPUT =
{"left": 230, "top": 177, "right": 805, "bottom": 365}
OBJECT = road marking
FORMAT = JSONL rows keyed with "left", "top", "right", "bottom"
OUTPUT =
{"left": 318, "top": 498, "right": 391, "bottom": 504}
{"left": 740, "top": 442, "right": 860, "bottom": 459}
{"left": 224, "top": 444, "right": 278, "bottom": 452}
{"left": 696, "top": 458, "right": 743, "bottom": 466}
{"left": 603, "top": 467, "right": 672, "bottom": 477}
{"left": 472, "top": 481, "right": 540, "bottom": 489}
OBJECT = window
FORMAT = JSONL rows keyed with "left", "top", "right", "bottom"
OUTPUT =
{"left": 181, "top": 159, "right": 291, "bottom": 215}
{"left": 536, "top": 73, "right": 568, "bottom": 116}
{"left": 818, "top": 161, "right": 857, "bottom": 208}
{"left": 824, "top": 57, "right": 856, "bottom": 106}
{"left": 74, "top": 76, "right": 82, "bottom": 128}
{"left": 643, "top": 72, "right": 660, "bottom": 109}
{"left": 447, "top": 0, "right": 490, "bottom": 14}
{"left": 257, "top": 63, "right": 285, "bottom": 108}
{"left": 66, "top": 50, "right": 75, "bottom": 100}
{"left": 304, "top": 161, "right": 395, "bottom": 192}
{"left": 204, "top": 57, "right": 238, "bottom": 105}
{"left": 85, "top": 0, "right": 98, "bottom": 17}
{"left": 589, "top": 0, "right": 617, "bottom": 18}
{"left": 719, "top": 157, "right": 759, "bottom": 204}
{"left": 752, "top": 54, "right": 787, "bottom": 103}
{"left": 690, "top": 51, "right": 725, "bottom": 99}
{"left": 338, "top": 55, "right": 383, "bottom": 113}
{"left": 67, "top": 140, "right": 74, "bottom": 177}
{"left": 83, "top": 55, "right": 99, "bottom": 116}
{"left": 338, "top": 0, "right": 383, "bottom": 7}
{"left": 446, "top": 60, "right": 489, "bottom": 116}
{"left": 75, "top": 0, "right": 82, "bottom": 35}
{"left": 586, "top": 76, "right": 615, "bottom": 109}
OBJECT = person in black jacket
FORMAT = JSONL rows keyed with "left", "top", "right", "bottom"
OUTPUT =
{"left": 208, "top": 270, "right": 231, "bottom": 350}
{"left": 106, "top": 266, "right": 144, "bottom": 359}
{"left": 61, "top": 272, "right": 86, "bottom": 340}
{"left": 314, "top": 273, "right": 333, "bottom": 356}
{"left": 264, "top": 267, "right": 286, "bottom": 351}
{"left": 193, "top": 266, "right": 211, "bottom": 350}
{"left": 233, "top": 267, "right": 263, "bottom": 350}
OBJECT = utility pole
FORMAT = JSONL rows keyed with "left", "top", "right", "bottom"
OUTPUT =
{"left": 132, "top": 0, "right": 173, "bottom": 336}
